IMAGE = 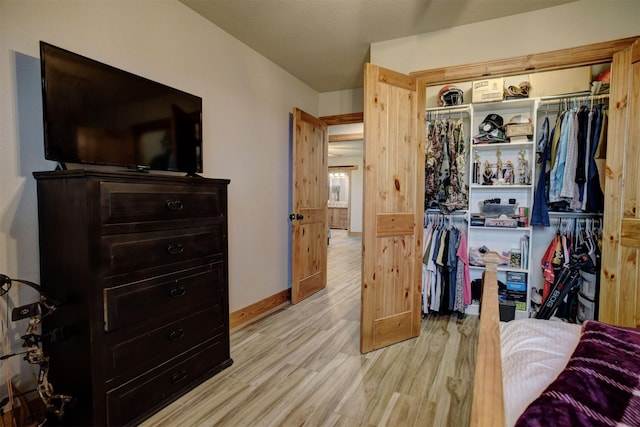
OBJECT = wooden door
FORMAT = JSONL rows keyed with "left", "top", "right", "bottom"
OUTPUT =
{"left": 600, "top": 39, "right": 640, "bottom": 327}
{"left": 291, "top": 108, "right": 328, "bottom": 304}
{"left": 360, "top": 64, "right": 426, "bottom": 353}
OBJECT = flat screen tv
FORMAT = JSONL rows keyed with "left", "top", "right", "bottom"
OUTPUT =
{"left": 40, "top": 41, "right": 203, "bottom": 175}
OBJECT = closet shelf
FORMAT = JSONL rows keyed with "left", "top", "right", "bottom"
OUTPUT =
{"left": 548, "top": 212, "right": 604, "bottom": 219}
{"left": 472, "top": 141, "right": 533, "bottom": 149}
{"left": 472, "top": 98, "right": 536, "bottom": 112}
{"left": 469, "top": 225, "right": 531, "bottom": 231}
{"left": 470, "top": 184, "right": 532, "bottom": 189}
{"left": 469, "top": 265, "right": 529, "bottom": 274}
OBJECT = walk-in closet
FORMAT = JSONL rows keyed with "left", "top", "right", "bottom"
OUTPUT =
{"left": 361, "top": 36, "right": 640, "bottom": 353}
{"left": 422, "top": 88, "right": 609, "bottom": 322}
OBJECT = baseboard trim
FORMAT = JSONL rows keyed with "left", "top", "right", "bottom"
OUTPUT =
{"left": 230, "top": 288, "right": 291, "bottom": 329}
{"left": 348, "top": 231, "right": 362, "bottom": 237}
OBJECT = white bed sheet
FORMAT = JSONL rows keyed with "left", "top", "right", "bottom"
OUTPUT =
{"left": 500, "top": 318, "right": 582, "bottom": 427}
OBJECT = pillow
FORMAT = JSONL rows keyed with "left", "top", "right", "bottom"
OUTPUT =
{"left": 501, "top": 318, "right": 581, "bottom": 426}
{"left": 515, "top": 320, "right": 640, "bottom": 427}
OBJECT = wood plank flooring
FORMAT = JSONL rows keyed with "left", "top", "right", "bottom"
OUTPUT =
{"left": 140, "top": 230, "right": 479, "bottom": 427}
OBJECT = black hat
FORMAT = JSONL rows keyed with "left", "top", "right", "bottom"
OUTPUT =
{"left": 479, "top": 114, "right": 504, "bottom": 134}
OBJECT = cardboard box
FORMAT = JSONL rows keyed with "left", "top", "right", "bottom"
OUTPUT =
{"left": 484, "top": 217, "right": 518, "bottom": 228}
{"left": 472, "top": 78, "right": 504, "bottom": 103}
{"left": 528, "top": 66, "right": 591, "bottom": 97}
{"left": 505, "top": 123, "right": 534, "bottom": 139}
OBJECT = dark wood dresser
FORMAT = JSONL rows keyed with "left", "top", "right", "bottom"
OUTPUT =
{"left": 33, "top": 169, "right": 232, "bottom": 426}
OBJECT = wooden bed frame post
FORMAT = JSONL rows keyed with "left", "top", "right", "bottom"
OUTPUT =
{"left": 470, "top": 252, "right": 505, "bottom": 427}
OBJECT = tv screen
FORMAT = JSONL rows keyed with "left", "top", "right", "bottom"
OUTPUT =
{"left": 40, "top": 41, "right": 203, "bottom": 175}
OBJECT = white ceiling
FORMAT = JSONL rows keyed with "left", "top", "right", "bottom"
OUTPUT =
{"left": 328, "top": 123, "right": 363, "bottom": 158}
{"left": 180, "top": 0, "right": 577, "bottom": 93}
{"left": 328, "top": 140, "right": 363, "bottom": 158}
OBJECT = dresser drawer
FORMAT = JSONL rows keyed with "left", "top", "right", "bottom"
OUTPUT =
{"left": 106, "top": 338, "right": 231, "bottom": 426}
{"left": 106, "top": 306, "right": 225, "bottom": 380}
{"left": 100, "top": 181, "right": 224, "bottom": 225}
{"left": 104, "top": 263, "right": 224, "bottom": 332}
{"left": 102, "top": 225, "right": 223, "bottom": 279}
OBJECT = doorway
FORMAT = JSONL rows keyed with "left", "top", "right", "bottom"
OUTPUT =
{"left": 325, "top": 119, "right": 364, "bottom": 320}
{"left": 327, "top": 121, "right": 364, "bottom": 237}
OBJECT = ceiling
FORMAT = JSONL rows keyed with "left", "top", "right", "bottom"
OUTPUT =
{"left": 327, "top": 140, "right": 363, "bottom": 158}
{"left": 327, "top": 123, "right": 363, "bottom": 158}
{"left": 180, "top": 0, "right": 577, "bottom": 93}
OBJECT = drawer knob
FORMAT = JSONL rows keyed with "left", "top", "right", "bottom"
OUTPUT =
{"left": 166, "top": 199, "right": 184, "bottom": 211}
{"left": 169, "top": 284, "right": 187, "bottom": 298}
{"left": 170, "top": 369, "right": 187, "bottom": 384}
{"left": 168, "top": 328, "right": 185, "bottom": 341}
{"left": 166, "top": 242, "right": 184, "bottom": 255}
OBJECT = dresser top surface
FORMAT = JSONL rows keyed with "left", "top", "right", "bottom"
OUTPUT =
{"left": 33, "top": 168, "right": 230, "bottom": 185}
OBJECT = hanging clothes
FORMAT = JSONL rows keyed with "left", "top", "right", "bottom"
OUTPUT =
{"left": 533, "top": 100, "right": 607, "bottom": 220}
{"left": 587, "top": 105, "right": 606, "bottom": 212}
{"left": 549, "top": 110, "right": 572, "bottom": 204}
{"left": 455, "top": 230, "right": 471, "bottom": 311}
{"left": 531, "top": 116, "right": 551, "bottom": 226}
{"left": 536, "top": 218, "right": 602, "bottom": 321}
{"left": 421, "top": 214, "right": 470, "bottom": 315}
{"left": 421, "top": 225, "right": 435, "bottom": 314}
{"left": 425, "top": 120, "right": 443, "bottom": 209}
{"left": 425, "top": 117, "right": 468, "bottom": 212}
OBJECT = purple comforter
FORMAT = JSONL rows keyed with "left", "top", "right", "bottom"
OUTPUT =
{"left": 515, "top": 320, "right": 640, "bottom": 427}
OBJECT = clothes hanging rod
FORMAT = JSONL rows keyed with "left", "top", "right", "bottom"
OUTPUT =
{"left": 425, "top": 208, "right": 468, "bottom": 216}
{"left": 547, "top": 212, "right": 603, "bottom": 219}
{"left": 538, "top": 93, "right": 610, "bottom": 106}
{"left": 425, "top": 105, "right": 471, "bottom": 114}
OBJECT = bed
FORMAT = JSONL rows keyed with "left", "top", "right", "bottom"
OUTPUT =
{"left": 470, "top": 253, "right": 640, "bottom": 427}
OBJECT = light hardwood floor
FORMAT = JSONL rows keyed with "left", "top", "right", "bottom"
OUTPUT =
{"left": 140, "top": 230, "right": 479, "bottom": 427}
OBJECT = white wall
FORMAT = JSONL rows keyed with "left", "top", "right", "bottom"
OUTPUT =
{"left": 319, "top": 88, "right": 363, "bottom": 116}
{"left": 370, "top": 0, "right": 639, "bottom": 74}
{"left": 1, "top": 0, "right": 318, "bottom": 388}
